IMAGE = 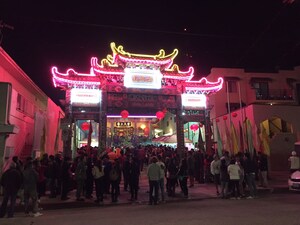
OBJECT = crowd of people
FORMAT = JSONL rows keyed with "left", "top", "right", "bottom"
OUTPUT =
{"left": 0, "top": 144, "right": 288, "bottom": 219}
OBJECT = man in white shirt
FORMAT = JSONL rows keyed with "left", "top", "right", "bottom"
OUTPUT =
{"left": 288, "top": 151, "right": 300, "bottom": 174}
{"left": 210, "top": 154, "right": 221, "bottom": 195}
{"left": 156, "top": 155, "right": 166, "bottom": 203}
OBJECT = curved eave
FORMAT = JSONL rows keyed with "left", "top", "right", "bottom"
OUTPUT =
{"left": 92, "top": 67, "right": 125, "bottom": 76}
{"left": 185, "top": 77, "right": 224, "bottom": 93}
{"left": 51, "top": 67, "right": 101, "bottom": 88}
{"left": 163, "top": 66, "right": 194, "bottom": 81}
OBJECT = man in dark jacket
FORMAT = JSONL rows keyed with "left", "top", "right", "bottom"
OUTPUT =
{"left": 0, "top": 162, "right": 23, "bottom": 218}
{"left": 244, "top": 153, "right": 257, "bottom": 198}
{"left": 128, "top": 157, "right": 140, "bottom": 201}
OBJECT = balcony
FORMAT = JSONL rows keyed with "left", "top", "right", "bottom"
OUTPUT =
{"left": 255, "top": 89, "right": 294, "bottom": 101}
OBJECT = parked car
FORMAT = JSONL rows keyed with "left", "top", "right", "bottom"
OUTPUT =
{"left": 288, "top": 170, "right": 300, "bottom": 191}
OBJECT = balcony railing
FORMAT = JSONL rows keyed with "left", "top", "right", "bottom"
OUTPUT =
{"left": 255, "top": 89, "right": 294, "bottom": 101}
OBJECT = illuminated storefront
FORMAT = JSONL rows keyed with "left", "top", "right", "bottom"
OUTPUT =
{"left": 51, "top": 42, "right": 223, "bottom": 156}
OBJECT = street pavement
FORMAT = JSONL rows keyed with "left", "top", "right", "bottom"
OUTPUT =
{"left": 8, "top": 170, "right": 290, "bottom": 212}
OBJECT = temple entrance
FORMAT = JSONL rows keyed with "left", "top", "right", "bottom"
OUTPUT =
{"left": 52, "top": 42, "right": 223, "bottom": 157}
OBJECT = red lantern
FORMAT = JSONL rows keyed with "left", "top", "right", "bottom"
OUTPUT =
{"left": 223, "top": 115, "right": 228, "bottom": 120}
{"left": 232, "top": 112, "right": 237, "bottom": 118}
{"left": 190, "top": 124, "right": 199, "bottom": 132}
{"left": 120, "top": 110, "right": 129, "bottom": 119}
{"left": 81, "top": 122, "right": 90, "bottom": 131}
{"left": 156, "top": 111, "right": 165, "bottom": 120}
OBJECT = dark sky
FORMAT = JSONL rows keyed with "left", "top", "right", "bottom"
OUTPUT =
{"left": 1, "top": 0, "right": 300, "bottom": 106}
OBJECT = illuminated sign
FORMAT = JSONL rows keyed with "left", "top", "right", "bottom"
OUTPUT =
{"left": 116, "top": 122, "right": 132, "bottom": 127}
{"left": 71, "top": 89, "right": 101, "bottom": 106}
{"left": 124, "top": 68, "right": 163, "bottom": 89}
{"left": 181, "top": 94, "right": 206, "bottom": 108}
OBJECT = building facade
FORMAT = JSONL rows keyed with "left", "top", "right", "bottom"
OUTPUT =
{"left": 0, "top": 47, "right": 64, "bottom": 172}
{"left": 207, "top": 67, "right": 300, "bottom": 171}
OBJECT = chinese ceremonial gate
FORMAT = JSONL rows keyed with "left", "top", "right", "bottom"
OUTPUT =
{"left": 52, "top": 42, "right": 223, "bottom": 157}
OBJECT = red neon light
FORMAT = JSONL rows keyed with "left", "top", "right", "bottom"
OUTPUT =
{"left": 51, "top": 67, "right": 101, "bottom": 87}
{"left": 164, "top": 66, "right": 194, "bottom": 80}
{"left": 185, "top": 77, "right": 224, "bottom": 92}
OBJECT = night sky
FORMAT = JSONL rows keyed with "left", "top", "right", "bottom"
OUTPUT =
{"left": 1, "top": 0, "right": 300, "bottom": 106}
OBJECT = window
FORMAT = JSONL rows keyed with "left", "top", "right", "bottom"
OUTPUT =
{"left": 253, "top": 82, "right": 269, "bottom": 100}
{"left": 16, "top": 93, "right": 35, "bottom": 117}
{"left": 227, "top": 80, "right": 237, "bottom": 93}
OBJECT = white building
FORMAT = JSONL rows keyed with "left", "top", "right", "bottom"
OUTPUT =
{"left": 0, "top": 47, "right": 64, "bottom": 172}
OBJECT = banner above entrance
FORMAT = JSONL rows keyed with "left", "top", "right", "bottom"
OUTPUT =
{"left": 124, "top": 68, "right": 163, "bottom": 89}
{"left": 71, "top": 89, "right": 101, "bottom": 106}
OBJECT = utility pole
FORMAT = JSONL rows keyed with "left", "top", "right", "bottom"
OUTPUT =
{"left": 0, "top": 20, "right": 14, "bottom": 46}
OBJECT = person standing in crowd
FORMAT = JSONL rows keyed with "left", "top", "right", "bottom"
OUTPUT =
{"left": 156, "top": 155, "right": 166, "bottom": 203}
{"left": 177, "top": 156, "right": 189, "bottom": 198}
{"left": 48, "top": 155, "right": 59, "bottom": 198}
{"left": 75, "top": 155, "right": 87, "bottom": 201}
{"left": 236, "top": 154, "right": 245, "bottom": 197}
{"left": 147, "top": 156, "right": 161, "bottom": 205}
{"left": 187, "top": 150, "right": 195, "bottom": 188}
{"left": 12, "top": 156, "right": 24, "bottom": 205}
{"left": 33, "top": 159, "right": 46, "bottom": 203}
{"left": 109, "top": 159, "right": 121, "bottom": 203}
{"left": 92, "top": 159, "right": 105, "bottom": 204}
{"left": 128, "top": 156, "right": 140, "bottom": 202}
{"left": 288, "top": 151, "right": 300, "bottom": 174}
{"left": 23, "top": 160, "right": 42, "bottom": 217}
{"left": 220, "top": 158, "right": 229, "bottom": 199}
{"left": 210, "top": 154, "right": 221, "bottom": 196}
{"left": 193, "top": 151, "right": 201, "bottom": 183}
{"left": 204, "top": 154, "right": 213, "bottom": 183}
{"left": 0, "top": 162, "right": 23, "bottom": 218}
{"left": 166, "top": 157, "right": 178, "bottom": 197}
{"left": 138, "top": 146, "right": 146, "bottom": 171}
{"left": 103, "top": 156, "right": 112, "bottom": 195}
{"left": 244, "top": 153, "right": 257, "bottom": 199}
{"left": 227, "top": 159, "right": 241, "bottom": 200}
{"left": 85, "top": 157, "right": 94, "bottom": 199}
{"left": 122, "top": 153, "right": 130, "bottom": 192}
{"left": 60, "top": 156, "right": 71, "bottom": 201}
{"left": 257, "top": 152, "right": 269, "bottom": 187}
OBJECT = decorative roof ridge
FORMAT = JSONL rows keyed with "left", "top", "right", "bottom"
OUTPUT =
{"left": 110, "top": 42, "right": 178, "bottom": 60}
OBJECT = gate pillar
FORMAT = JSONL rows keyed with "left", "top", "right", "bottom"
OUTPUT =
{"left": 98, "top": 89, "right": 107, "bottom": 154}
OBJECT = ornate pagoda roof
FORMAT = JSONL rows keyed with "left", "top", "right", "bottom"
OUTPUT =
{"left": 51, "top": 42, "right": 223, "bottom": 93}
{"left": 110, "top": 42, "right": 178, "bottom": 68}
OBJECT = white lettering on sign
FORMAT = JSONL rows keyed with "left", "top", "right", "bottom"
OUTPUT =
{"left": 124, "top": 68, "right": 162, "bottom": 89}
{"left": 71, "top": 89, "right": 101, "bottom": 106}
{"left": 181, "top": 94, "right": 206, "bottom": 108}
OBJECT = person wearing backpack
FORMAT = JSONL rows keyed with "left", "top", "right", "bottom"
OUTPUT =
{"left": 109, "top": 160, "right": 121, "bottom": 203}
